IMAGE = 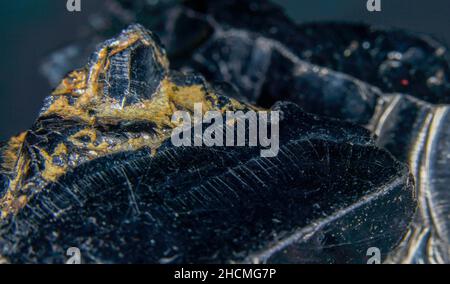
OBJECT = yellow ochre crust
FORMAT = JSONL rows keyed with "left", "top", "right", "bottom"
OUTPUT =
{"left": 0, "top": 25, "right": 251, "bottom": 219}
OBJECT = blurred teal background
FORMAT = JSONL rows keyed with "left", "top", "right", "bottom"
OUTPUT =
{"left": 0, "top": 0, "right": 449, "bottom": 141}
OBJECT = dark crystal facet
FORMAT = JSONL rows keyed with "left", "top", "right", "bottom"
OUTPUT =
{"left": 51, "top": 0, "right": 447, "bottom": 264}
{"left": 0, "top": 24, "right": 417, "bottom": 264}
{"left": 0, "top": 101, "right": 416, "bottom": 264}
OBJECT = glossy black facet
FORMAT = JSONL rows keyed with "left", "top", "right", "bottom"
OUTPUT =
{"left": 1, "top": 0, "right": 432, "bottom": 264}
{"left": 55, "top": 0, "right": 447, "bottom": 264}
{"left": 0, "top": 103, "right": 416, "bottom": 264}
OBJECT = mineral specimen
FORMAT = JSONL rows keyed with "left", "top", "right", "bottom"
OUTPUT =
{"left": 42, "top": 0, "right": 447, "bottom": 264}
{"left": 42, "top": 0, "right": 450, "bottom": 104}
{"left": 0, "top": 24, "right": 253, "bottom": 220}
{"left": 0, "top": 24, "right": 416, "bottom": 264}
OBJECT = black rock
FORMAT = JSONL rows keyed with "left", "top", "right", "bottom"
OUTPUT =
{"left": 373, "top": 96, "right": 450, "bottom": 264}
{"left": 0, "top": 24, "right": 252, "bottom": 221}
{"left": 46, "top": 0, "right": 448, "bottom": 263}
{"left": 0, "top": 101, "right": 416, "bottom": 263}
{"left": 0, "top": 24, "right": 416, "bottom": 264}
{"left": 43, "top": 0, "right": 450, "bottom": 104}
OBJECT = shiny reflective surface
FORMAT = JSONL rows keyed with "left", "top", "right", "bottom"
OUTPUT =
{"left": 42, "top": 0, "right": 447, "bottom": 263}
{"left": 0, "top": 24, "right": 416, "bottom": 264}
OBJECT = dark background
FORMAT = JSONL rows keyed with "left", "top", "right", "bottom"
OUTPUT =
{"left": 0, "top": 0, "right": 449, "bottom": 141}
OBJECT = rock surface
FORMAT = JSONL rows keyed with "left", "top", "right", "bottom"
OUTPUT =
{"left": 0, "top": 24, "right": 416, "bottom": 264}
{"left": 40, "top": 0, "right": 448, "bottom": 263}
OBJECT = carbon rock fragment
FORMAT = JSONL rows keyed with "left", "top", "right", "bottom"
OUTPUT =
{"left": 47, "top": 0, "right": 448, "bottom": 263}
{"left": 373, "top": 96, "right": 450, "bottom": 264}
{"left": 0, "top": 24, "right": 253, "bottom": 221}
{"left": 0, "top": 24, "right": 416, "bottom": 264}
{"left": 42, "top": 0, "right": 450, "bottom": 104}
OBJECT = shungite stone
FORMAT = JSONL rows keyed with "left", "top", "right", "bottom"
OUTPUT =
{"left": 0, "top": 24, "right": 251, "bottom": 221}
{"left": 373, "top": 96, "right": 450, "bottom": 264}
{"left": 42, "top": 0, "right": 450, "bottom": 104}
{"left": 0, "top": 24, "right": 417, "bottom": 264}
{"left": 0, "top": 102, "right": 415, "bottom": 263}
{"left": 41, "top": 0, "right": 448, "bottom": 263}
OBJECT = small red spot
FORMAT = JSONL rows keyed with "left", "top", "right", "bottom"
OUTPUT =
{"left": 400, "top": 79, "right": 409, "bottom": 86}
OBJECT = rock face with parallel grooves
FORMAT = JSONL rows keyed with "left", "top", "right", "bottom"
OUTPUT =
{"left": 0, "top": 24, "right": 417, "bottom": 264}
{"left": 0, "top": 24, "right": 254, "bottom": 230}
{"left": 375, "top": 97, "right": 450, "bottom": 264}
{"left": 40, "top": 0, "right": 448, "bottom": 263}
